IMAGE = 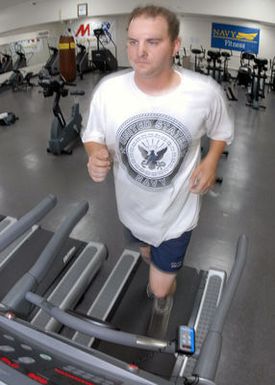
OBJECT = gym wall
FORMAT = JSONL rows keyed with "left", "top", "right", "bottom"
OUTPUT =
{"left": 1, "top": 0, "right": 275, "bottom": 72}
{"left": 179, "top": 15, "right": 275, "bottom": 72}
{"left": 69, "top": 13, "right": 275, "bottom": 69}
{"left": 1, "top": 0, "right": 275, "bottom": 35}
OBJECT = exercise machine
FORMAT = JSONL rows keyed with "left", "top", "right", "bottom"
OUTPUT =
{"left": 13, "top": 50, "right": 27, "bottom": 71}
{"left": 45, "top": 46, "right": 59, "bottom": 76}
{"left": 236, "top": 51, "right": 255, "bottom": 88}
{"left": 0, "top": 195, "right": 106, "bottom": 328}
{"left": 10, "top": 70, "right": 34, "bottom": 92}
{"left": 206, "top": 49, "right": 237, "bottom": 101}
{"left": 206, "top": 50, "right": 222, "bottom": 83}
{"left": 0, "top": 49, "right": 33, "bottom": 92}
{"left": 39, "top": 46, "right": 59, "bottom": 79}
{"left": 0, "top": 111, "right": 18, "bottom": 126}
{"left": 220, "top": 50, "right": 238, "bottom": 101}
{"left": 39, "top": 77, "right": 85, "bottom": 155}
{"left": 190, "top": 45, "right": 206, "bottom": 74}
{"left": 0, "top": 68, "right": 34, "bottom": 92}
{"left": 92, "top": 28, "right": 118, "bottom": 73}
{"left": 0, "top": 53, "right": 13, "bottom": 74}
{"left": 10, "top": 50, "right": 33, "bottom": 91}
{"left": 269, "top": 56, "right": 275, "bottom": 91}
{"left": 246, "top": 57, "right": 268, "bottom": 110}
{"left": 221, "top": 51, "right": 232, "bottom": 82}
{"left": 201, "top": 135, "right": 228, "bottom": 184}
{"left": 0, "top": 193, "right": 248, "bottom": 385}
{"left": 76, "top": 43, "right": 94, "bottom": 79}
{"left": 180, "top": 47, "right": 192, "bottom": 70}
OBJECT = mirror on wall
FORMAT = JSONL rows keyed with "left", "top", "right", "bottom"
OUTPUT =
{"left": 0, "top": 32, "right": 60, "bottom": 76}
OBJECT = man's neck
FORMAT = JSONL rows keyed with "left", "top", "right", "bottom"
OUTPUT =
{"left": 134, "top": 69, "right": 181, "bottom": 96}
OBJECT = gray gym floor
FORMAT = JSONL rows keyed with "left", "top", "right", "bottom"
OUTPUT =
{"left": 0, "top": 72, "right": 274, "bottom": 385}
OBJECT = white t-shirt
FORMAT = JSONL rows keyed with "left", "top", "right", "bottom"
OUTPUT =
{"left": 82, "top": 68, "right": 234, "bottom": 247}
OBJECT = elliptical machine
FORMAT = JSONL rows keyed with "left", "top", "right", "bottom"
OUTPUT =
{"left": 76, "top": 43, "right": 93, "bottom": 79}
{"left": 0, "top": 53, "right": 13, "bottom": 73}
{"left": 0, "top": 50, "right": 33, "bottom": 92}
{"left": 39, "top": 77, "right": 85, "bottom": 155}
{"left": 39, "top": 46, "right": 59, "bottom": 79}
{"left": 13, "top": 50, "right": 27, "bottom": 70}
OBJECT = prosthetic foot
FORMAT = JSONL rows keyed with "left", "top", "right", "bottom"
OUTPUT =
{"left": 146, "top": 295, "right": 174, "bottom": 339}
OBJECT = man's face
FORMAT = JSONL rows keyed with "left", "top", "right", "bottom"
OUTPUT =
{"left": 127, "top": 15, "right": 180, "bottom": 79}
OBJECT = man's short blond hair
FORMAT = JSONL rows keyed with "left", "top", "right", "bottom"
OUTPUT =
{"left": 128, "top": 5, "right": 180, "bottom": 41}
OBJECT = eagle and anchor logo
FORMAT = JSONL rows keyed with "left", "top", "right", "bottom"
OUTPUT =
{"left": 138, "top": 145, "right": 167, "bottom": 170}
{"left": 117, "top": 113, "right": 191, "bottom": 189}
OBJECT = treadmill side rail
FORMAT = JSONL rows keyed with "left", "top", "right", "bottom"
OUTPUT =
{"left": 0, "top": 194, "right": 57, "bottom": 253}
{"left": 31, "top": 241, "right": 106, "bottom": 331}
{"left": 72, "top": 248, "right": 140, "bottom": 346}
{"left": 0, "top": 217, "right": 17, "bottom": 235}
{"left": 178, "top": 269, "right": 226, "bottom": 379}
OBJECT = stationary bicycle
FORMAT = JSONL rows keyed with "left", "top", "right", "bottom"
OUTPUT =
{"left": 246, "top": 57, "right": 268, "bottom": 110}
{"left": 206, "top": 50, "right": 222, "bottom": 83}
{"left": 39, "top": 77, "right": 85, "bottom": 155}
{"left": 236, "top": 51, "right": 255, "bottom": 88}
{"left": 190, "top": 45, "right": 206, "bottom": 73}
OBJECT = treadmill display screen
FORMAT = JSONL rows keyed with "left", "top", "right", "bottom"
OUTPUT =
{"left": 0, "top": 328, "right": 122, "bottom": 385}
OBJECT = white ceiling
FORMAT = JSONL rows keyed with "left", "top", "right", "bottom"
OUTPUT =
{"left": 0, "top": 0, "right": 48, "bottom": 11}
{"left": 0, "top": 0, "right": 27, "bottom": 10}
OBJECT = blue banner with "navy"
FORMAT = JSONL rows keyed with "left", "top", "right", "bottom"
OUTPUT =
{"left": 211, "top": 23, "right": 260, "bottom": 54}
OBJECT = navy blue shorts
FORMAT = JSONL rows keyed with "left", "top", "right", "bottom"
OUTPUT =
{"left": 124, "top": 229, "right": 192, "bottom": 273}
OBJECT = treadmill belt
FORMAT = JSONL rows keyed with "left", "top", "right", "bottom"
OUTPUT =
{"left": 0, "top": 215, "right": 5, "bottom": 222}
{"left": 0, "top": 227, "right": 85, "bottom": 300}
{"left": 96, "top": 263, "right": 203, "bottom": 379}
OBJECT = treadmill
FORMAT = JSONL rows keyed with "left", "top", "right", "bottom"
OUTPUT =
{"left": 0, "top": 196, "right": 248, "bottom": 385}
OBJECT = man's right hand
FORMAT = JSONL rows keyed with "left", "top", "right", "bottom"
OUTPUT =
{"left": 87, "top": 147, "right": 112, "bottom": 182}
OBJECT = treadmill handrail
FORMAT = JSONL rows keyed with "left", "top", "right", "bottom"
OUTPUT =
{"left": 25, "top": 291, "right": 176, "bottom": 354}
{"left": 0, "top": 201, "right": 89, "bottom": 315}
{"left": 192, "top": 234, "right": 248, "bottom": 383}
{"left": 0, "top": 194, "right": 57, "bottom": 252}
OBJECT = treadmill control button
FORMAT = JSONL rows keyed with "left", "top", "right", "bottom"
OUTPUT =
{"left": 18, "top": 356, "right": 36, "bottom": 364}
{"left": 0, "top": 345, "right": 15, "bottom": 352}
{"left": 127, "top": 363, "right": 139, "bottom": 373}
{"left": 21, "top": 344, "right": 32, "bottom": 351}
{"left": 40, "top": 353, "right": 52, "bottom": 361}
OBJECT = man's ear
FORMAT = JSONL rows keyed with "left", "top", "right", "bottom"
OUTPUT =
{"left": 173, "top": 37, "right": 181, "bottom": 57}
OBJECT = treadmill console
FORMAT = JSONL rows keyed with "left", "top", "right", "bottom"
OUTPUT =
{"left": 177, "top": 325, "right": 195, "bottom": 355}
{"left": 0, "top": 325, "right": 122, "bottom": 385}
